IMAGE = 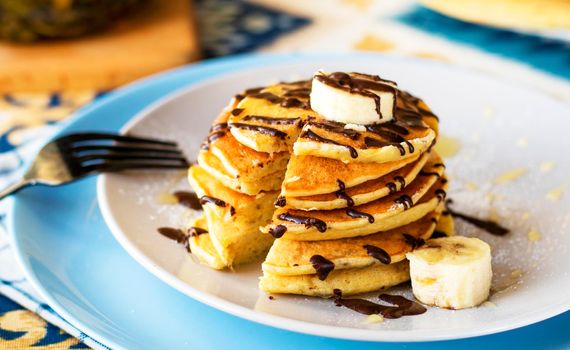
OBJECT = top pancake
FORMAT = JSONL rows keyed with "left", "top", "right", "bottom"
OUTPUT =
{"left": 229, "top": 81, "right": 317, "bottom": 153}
{"left": 293, "top": 92, "right": 438, "bottom": 163}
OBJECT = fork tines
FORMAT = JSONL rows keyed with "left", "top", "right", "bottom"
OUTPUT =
{"left": 56, "top": 132, "right": 189, "bottom": 175}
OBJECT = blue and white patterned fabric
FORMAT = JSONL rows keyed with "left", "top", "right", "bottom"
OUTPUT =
{"left": 0, "top": 0, "right": 568, "bottom": 348}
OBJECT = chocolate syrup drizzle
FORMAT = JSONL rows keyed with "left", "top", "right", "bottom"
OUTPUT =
{"left": 310, "top": 255, "right": 335, "bottom": 280}
{"left": 230, "top": 122, "right": 288, "bottom": 139}
{"left": 269, "top": 225, "right": 287, "bottom": 238}
{"left": 403, "top": 233, "right": 425, "bottom": 250}
{"left": 430, "top": 231, "right": 448, "bottom": 239}
{"left": 333, "top": 290, "right": 427, "bottom": 318}
{"left": 336, "top": 179, "right": 355, "bottom": 207}
{"left": 419, "top": 171, "right": 441, "bottom": 178}
{"left": 200, "top": 123, "right": 229, "bottom": 150}
{"left": 363, "top": 245, "right": 391, "bottom": 264}
{"left": 199, "top": 195, "right": 227, "bottom": 207}
{"left": 302, "top": 129, "right": 358, "bottom": 158}
{"left": 346, "top": 208, "right": 375, "bottom": 223}
{"left": 275, "top": 196, "right": 286, "bottom": 207}
{"left": 446, "top": 200, "right": 509, "bottom": 236}
{"left": 241, "top": 115, "right": 302, "bottom": 126}
{"left": 157, "top": 227, "right": 191, "bottom": 252}
{"left": 189, "top": 226, "right": 208, "bottom": 237}
{"left": 395, "top": 195, "right": 413, "bottom": 210}
{"left": 277, "top": 213, "right": 327, "bottom": 232}
{"left": 173, "top": 191, "right": 202, "bottom": 210}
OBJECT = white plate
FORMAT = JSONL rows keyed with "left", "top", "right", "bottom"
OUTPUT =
{"left": 97, "top": 56, "right": 570, "bottom": 342}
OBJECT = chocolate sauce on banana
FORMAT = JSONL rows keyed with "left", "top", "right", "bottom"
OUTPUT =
{"left": 241, "top": 115, "right": 301, "bottom": 125}
{"left": 315, "top": 72, "right": 398, "bottom": 119}
{"left": 310, "top": 255, "right": 335, "bottom": 280}
{"left": 157, "top": 227, "right": 191, "bottom": 252}
{"left": 173, "top": 191, "right": 202, "bottom": 210}
{"left": 199, "top": 195, "right": 227, "bottom": 207}
{"left": 395, "top": 195, "right": 413, "bottom": 209}
{"left": 302, "top": 129, "right": 358, "bottom": 159}
{"left": 277, "top": 213, "right": 327, "bottom": 232}
{"left": 333, "top": 290, "right": 427, "bottom": 318}
{"left": 335, "top": 179, "right": 355, "bottom": 207}
{"left": 403, "top": 233, "right": 425, "bottom": 249}
{"left": 269, "top": 225, "right": 287, "bottom": 238}
{"left": 230, "top": 123, "right": 288, "bottom": 139}
{"left": 363, "top": 245, "right": 391, "bottom": 264}
{"left": 346, "top": 208, "right": 375, "bottom": 223}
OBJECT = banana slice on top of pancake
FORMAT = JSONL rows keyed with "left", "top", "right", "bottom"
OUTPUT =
{"left": 188, "top": 165, "right": 278, "bottom": 267}
{"left": 287, "top": 151, "right": 444, "bottom": 210}
{"left": 293, "top": 92, "right": 439, "bottom": 163}
{"left": 262, "top": 174, "right": 448, "bottom": 241}
{"left": 229, "top": 81, "right": 317, "bottom": 153}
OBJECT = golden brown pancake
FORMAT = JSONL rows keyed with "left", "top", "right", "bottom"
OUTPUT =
{"left": 287, "top": 151, "right": 443, "bottom": 210}
{"left": 259, "top": 261, "right": 410, "bottom": 297}
{"left": 281, "top": 152, "right": 421, "bottom": 197}
{"left": 188, "top": 215, "right": 226, "bottom": 270}
{"left": 263, "top": 174, "right": 448, "bottom": 241}
{"left": 229, "top": 82, "right": 317, "bottom": 153}
{"left": 263, "top": 207, "right": 442, "bottom": 276}
{"left": 293, "top": 92, "right": 439, "bottom": 163}
{"left": 198, "top": 150, "right": 285, "bottom": 195}
{"left": 199, "top": 108, "right": 290, "bottom": 195}
{"left": 188, "top": 165, "right": 278, "bottom": 267}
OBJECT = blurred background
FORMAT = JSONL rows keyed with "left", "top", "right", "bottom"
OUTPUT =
{"left": 0, "top": 0, "right": 568, "bottom": 348}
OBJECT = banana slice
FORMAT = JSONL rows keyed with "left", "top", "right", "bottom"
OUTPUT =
{"left": 406, "top": 236, "right": 492, "bottom": 309}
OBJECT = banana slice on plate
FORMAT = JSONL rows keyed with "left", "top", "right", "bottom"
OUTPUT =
{"left": 406, "top": 236, "right": 492, "bottom": 310}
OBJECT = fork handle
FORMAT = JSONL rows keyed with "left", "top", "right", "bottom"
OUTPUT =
{"left": 0, "top": 179, "right": 31, "bottom": 201}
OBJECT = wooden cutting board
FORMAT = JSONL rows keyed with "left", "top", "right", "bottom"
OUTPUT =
{"left": 0, "top": 0, "right": 199, "bottom": 93}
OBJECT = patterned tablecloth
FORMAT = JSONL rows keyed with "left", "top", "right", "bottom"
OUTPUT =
{"left": 0, "top": 0, "right": 569, "bottom": 348}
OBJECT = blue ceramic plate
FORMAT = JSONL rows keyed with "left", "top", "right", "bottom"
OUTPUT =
{"left": 7, "top": 53, "right": 570, "bottom": 349}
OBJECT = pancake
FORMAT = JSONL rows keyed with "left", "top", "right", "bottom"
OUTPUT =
{"left": 288, "top": 151, "right": 442, "bottom": 210}
{"left": 229, "top": 81, "right": 317, "bottom": 153}
{"left": 199, "top": 108, "right": 290, "bottom": 195}
{"left": 259, "top": 261, "right": 410, "bottom": 297}
{"left": 262, "top": 207, "right": 442, "bottom": 276}
{"left": 281, "top": 151, "right": 421, "bottom": 198}
{"left": 262, "top": 174, "right": 448, "bottom": 241}
{"left": 293, "top": 91, "right": 439, "bottom": 163}
{"left": 188, "top": 165, "right": 278, "bottom": 266}
{"left": 433, "top": 210, "right": 455, "bottom": 237}
{"left": 198, "top": 150, "right": 285, "bottom": 195}
{"left": 188, "top": 215, "right": 226, "bottom": 270}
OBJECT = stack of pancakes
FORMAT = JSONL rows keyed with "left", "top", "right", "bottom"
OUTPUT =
{"left": 188, "top": 75, "right": 454, "bottom": 297}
